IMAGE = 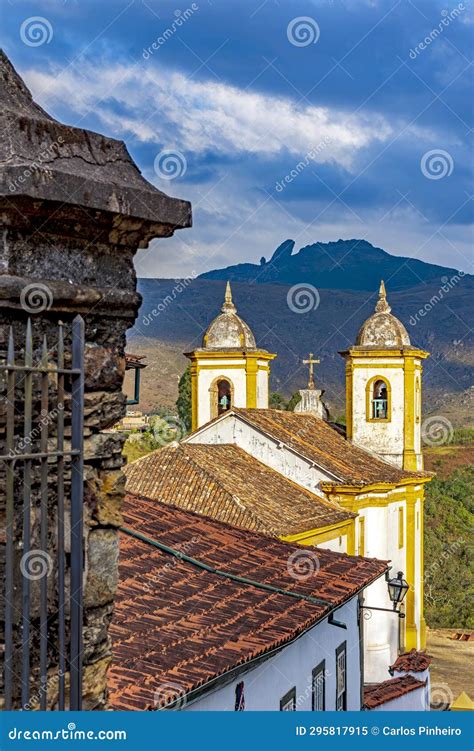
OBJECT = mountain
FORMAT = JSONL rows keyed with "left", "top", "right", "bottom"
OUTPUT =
{"left": 130, "top": 242, "right": 473, "bottom": 421}
{"left": 199, "top": 239, "right": 464, "bottom": 291}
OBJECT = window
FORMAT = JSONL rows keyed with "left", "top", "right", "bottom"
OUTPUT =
{"left": 312, "top": 662, "right": 325, "bottom": 711}
{"left": 398, "top": 507, "right": 404, "bottom": 549}
{"left": 280, "top": 687, "right": 296, "bottom": 711}
{"left": 358, "top": 517, "right": 365, "bottom": 556}
{"left": 234, "top": 681, "right": 245, "bottom": 711}
{"left": 217, "top": 379, "right": 232, "bottom": 414}
{"left": 366, "top": 377, "right": 391, "bottom": 421}
{"left": 210, "top": 376, "right": 234, "bottom": 419}
{"left": 335, "top": 642, "right": 347, "bottom": 711}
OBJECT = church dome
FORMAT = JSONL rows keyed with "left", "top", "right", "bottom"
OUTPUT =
{"left": 203, "top": 282, "right": 257, "bottom": 350}
{"left": 356, "top": 281, "right": 411, "bottom": 348}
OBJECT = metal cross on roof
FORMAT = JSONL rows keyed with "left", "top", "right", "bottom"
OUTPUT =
{"left": 302, "top": 353, "right": 320, "bottom": 389}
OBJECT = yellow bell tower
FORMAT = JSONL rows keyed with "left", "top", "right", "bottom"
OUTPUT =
{"left": 341, "top": 281, "right": 429, "bottom": 471}
{"left": 185, "top": 282, "right": 276, "bottom": 431}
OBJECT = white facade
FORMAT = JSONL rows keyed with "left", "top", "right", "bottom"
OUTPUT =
{"left": 186, "top": 411, "right": 424, "bottom": 683}
{"left": 351, "top": 360, "right": 405, "bottom": 467}
{"left": 186, "top": 412, "right": 340, "bottom": 496}
{"left": 196, "top": 361, "right": 248, "bottom": 427}
{"left": 185, "top": 600, "right": 361, "bottom": 711}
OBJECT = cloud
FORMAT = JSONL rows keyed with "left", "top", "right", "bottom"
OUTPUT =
{"left": 23, "top": 60, "right": 398, "bottom": 171}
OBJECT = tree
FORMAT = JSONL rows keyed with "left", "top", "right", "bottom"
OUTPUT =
{"left": 176, "top": 365, "right": 192, "bottom": 432}
{"left": 286, "top": 391, "right": 301, "bottom": 412}
{"left": 269, "top": 392, "right": 287, "bottom": 410}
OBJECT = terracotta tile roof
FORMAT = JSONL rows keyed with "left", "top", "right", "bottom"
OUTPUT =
{"left": 108, "top": 494, "right": 388, "bottom": 711}
{"left": 124, "top": 443, "right": 354, "bottom": 536}
{"left": 227, "top": 409, "right": 429, "bottom": 486}
{"left": 389, "top": 649, "right": 432, "bottom": 674}
{"left": 363, "top": 675, "right": 427, "bottom": 709}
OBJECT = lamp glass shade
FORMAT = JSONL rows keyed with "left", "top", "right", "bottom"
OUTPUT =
{"left": 388, "top": 571, "right": 409, "bottom": 606}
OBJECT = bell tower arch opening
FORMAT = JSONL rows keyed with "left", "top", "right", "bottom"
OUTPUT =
{"left": 185, "top": 282, "right": 276, "bottom": 430}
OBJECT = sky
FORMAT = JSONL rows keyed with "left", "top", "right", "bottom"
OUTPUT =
{"left": 2, "top": 0, "right": 473, "bottom": 278}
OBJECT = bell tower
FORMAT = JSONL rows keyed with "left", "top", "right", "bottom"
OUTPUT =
{"left": 185, "top": 282, "right": 276, "bottom": 431}
{"left": 340, "top": 282, "right": 429, "bottom": 471}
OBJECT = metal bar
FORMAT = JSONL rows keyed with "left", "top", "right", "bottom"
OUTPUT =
{"left": 4, "top": 328, "right": 15, "bottom": 709}
{"left": 21, "top": 319, "right": 33, "bottom": 708}
{"left": 69, "top": 315, "right": 84, "bottom": 710}
{"left": 56, "top": 323, "right": 66, "bottom": 710}
{"left": 0, "top": 450, "right": 81, "bottom": 461}
{"left": 2, "top": 365, "right": 81, "bottom": 375}
{"left": 39, "top": 335, "right": 49, "bottom": 710}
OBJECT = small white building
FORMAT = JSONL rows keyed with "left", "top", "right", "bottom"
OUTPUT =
{"left": 109, "top": 494, "right": 398, "bottom": 711}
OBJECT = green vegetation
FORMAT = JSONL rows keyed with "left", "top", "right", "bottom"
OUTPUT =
{"left": 424, "top": 465, "right": 474, "bottom": 629}
{"left": 176, "top": 365, "right": 192, "bottom": 432}
{"left": 123, "top": 414, "right": 185, "bottom": 463}
{"left": 450, "top": 428, "right": 474, "bottom": 446}
{"left": 269, "top": 391, "right": 301, "bottom": 411}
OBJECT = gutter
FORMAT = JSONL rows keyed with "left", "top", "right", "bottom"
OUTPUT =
{"left": 118, "top": 525, "right": 389, "bottom": 710}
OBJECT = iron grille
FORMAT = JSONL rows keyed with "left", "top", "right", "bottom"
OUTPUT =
{"left": 1, "top": 316, "right": 84, "bottom": 710}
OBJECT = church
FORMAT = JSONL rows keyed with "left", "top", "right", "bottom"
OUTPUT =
{"left": 124, "top": 280, "right": 431, "bottom": 686}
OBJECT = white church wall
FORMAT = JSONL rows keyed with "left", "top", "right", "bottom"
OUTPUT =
{"left": 256, "top": 365, "right": 269, "bottom": 407}
{"left": 184, "top": 600, "right": 361, "bottom": 711}
{"left": 351, "top": 362, "right": 405, "bottom": 468}
{"left": 186, "top": 413, "right": 340, "bottom": 497}
{"left": 317, "top": 536, "right": 347, "bottom": 553}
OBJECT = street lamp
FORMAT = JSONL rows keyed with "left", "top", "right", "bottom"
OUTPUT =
{"left": 387, "top": 571, "right": 409, "bottom": 611}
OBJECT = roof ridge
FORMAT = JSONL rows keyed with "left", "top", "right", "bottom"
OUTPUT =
{"left": 120, "top": 525, "right": 332, "bottom": 606}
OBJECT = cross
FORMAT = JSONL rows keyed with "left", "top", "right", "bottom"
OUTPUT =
{"left": 302, "top": 353, "right": 320, "bottom": 389}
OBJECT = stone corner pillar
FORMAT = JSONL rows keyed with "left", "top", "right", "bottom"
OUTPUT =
{"left": 0, "top": 50, "right": 191, "bottom": 709}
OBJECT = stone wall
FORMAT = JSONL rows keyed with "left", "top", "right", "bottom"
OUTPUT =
{"left": 0, "top": 50, "right": 191, "bottom": 709}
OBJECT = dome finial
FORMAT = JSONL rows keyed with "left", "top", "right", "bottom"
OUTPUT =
{"left": 375, "top": 279, "right": 391, "bottom": 313}
{"left": 221, "top": 281, "right": 236, "bottom": 313}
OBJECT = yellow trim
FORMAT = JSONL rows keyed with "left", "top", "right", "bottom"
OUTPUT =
{"left": 420, "top": 492, "right": 427, "bottom": 648}
{"left": 365, "top": 375, "right": 392, "bottom": 422}
{"left": 190, "top": 362, "right": 198, "bottom": 432}
{"left": 185, "top": 349, "right": 276, "bottom": 361}
{"left": 282, "top": 518, "right": 354, "bottom": 549}
{"left": 343, "top": 348, "right": 429, "bottom": 359}
{"left": 403, "top": 358, "right": 417, "bottom": 471}
{"left": 398, "top": 506, "right": 404, "bottom": 549}
{"left": 345, "top": 360, "right": 353, "bottom": 440}
{"left": 405, "top": 487, "right": 417, "bottom": 650}
{"left": 245, "top": 357, "right": 258, "bottom": 409}
{"left": 358, "top": 516, "right": 365, "bottom": 556}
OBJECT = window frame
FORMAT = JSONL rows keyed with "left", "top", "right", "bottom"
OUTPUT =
{"left": 335, "top": 641, "right": 347, "bottom": 711}
{"left": 312, "top": 661, "right": 326, "bottom": 711}
{"left": 280, "top": 687, "right": 296, "bottom": 711}
{"left": 365, "top": 376, "right": 391, "bottom": 423}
